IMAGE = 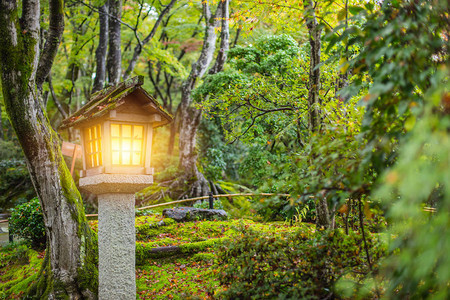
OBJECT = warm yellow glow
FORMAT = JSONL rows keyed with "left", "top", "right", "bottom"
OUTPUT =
{"left": 122, "top": 139, "right": 131, "bottom": 152}
{"left": 111, "top": 124, "right": 120, "bottom": 136}
{"left": 134, "top": 126, "right": 143, "bottom": 139}
{"left": 84, "top": 125, "right": 102, "bottom": 168}
{"left": 112, "top": 138, "right": 120, "bottom": 151}
{"left": 122, "top": 125, "right": 131, "bottom": 138}
{"left": 110, "top": 123, "right": 144, "bottom": 166}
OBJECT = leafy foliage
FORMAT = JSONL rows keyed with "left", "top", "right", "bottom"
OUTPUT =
{"left": 198, "top": 117, "right": 244, "bottom": 182}
{"left": 0, "top": 159, "right": 35, "bottom": 211}
{"left": 216, "top": 226, "right": 387, "bottom": 299}
{"left": 193, "top": 199, "right": 224, "bottom": 210}
{"left": 375, "top": 79, "right": 449, "bottom": 299}
{"left": 196, "top": 34, "right": 306, "bottom": 143}
{"left": 9, "top": 198, "right": 46, "bottom": 249}
{"left": 329, "top": 0, "right": 448, "bottom": 174}
{"left": 326, "top": 1, "right": 449, "bottom": 297}
{"left": 0, "top": 140, "right": 35, "bottom": 211}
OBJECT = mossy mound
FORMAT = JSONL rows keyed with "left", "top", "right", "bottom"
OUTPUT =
{"left": 0, "top": 243, "right": 44, "bottom": 298}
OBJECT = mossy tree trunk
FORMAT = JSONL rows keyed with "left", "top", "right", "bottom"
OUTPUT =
{"left": 175, "top": 0, "right": 229, "bottom": 198}
{"left": 0, "top": 0, "right": 97, "bottom": 298}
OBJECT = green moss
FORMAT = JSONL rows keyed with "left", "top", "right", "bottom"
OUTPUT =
{"left": 162, "top": 217, "right": 176, "bottom": 226}
{"left": 136, "top": 237, "right": 227, "bottom": 264}
{"left": 0, "top": 245, "right": 43, "bottom": 298}
{"left": 136, "top": 256, "right": 219, "bottom": 299}
{"left": 77, "top": 229, "right": 99, "bottom": 295}
{"left": 135, "top": 218, "right": 301, "bottom": 247}
{"left": 28, "top": 251, "right": 51, "bottom": 299}
{"left": 179, "top": 238, "right": 225, "bottom": 253}
{"left": 192, "top": 252, "right": 215, "bottom": 262}
{"left": 0, "top": 9, "right": 39, "bottom": 140}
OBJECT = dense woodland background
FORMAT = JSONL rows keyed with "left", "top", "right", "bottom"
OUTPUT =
{"left": 0, "top": 0, "right": 449, "bottom": 298}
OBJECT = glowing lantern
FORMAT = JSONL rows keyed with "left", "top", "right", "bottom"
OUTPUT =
{"left": 60, "top": 75, "right": 172, "bottom": 178}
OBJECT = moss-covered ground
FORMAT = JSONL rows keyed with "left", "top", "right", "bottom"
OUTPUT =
{"left": 0, "top": 214, "right": 313, "bottom": 299}
{"left": 0, "top": 243, "right": 44, "bottom": 298}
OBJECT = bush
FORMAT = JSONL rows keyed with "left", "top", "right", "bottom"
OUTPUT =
{"left": 0, "top": 139, "right": 24, "bottom": 160}
{"left": 252, "top": 195, "right": 316, "bottom": 223}
{"left": 216, "top": 226, "right": 387, "bottom": 299}
{"left": 193, "top": 199, "right": 224, "bottom": 210}
{"left": 9, "top": 198, "right": 46, "bottom": 249}
{"left": 0, "top": 159, "right": 35, "bottom": 211}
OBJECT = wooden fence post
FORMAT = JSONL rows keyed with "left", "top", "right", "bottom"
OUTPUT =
{"left": 209, "top": 192, "right": 214, "bottom": 209}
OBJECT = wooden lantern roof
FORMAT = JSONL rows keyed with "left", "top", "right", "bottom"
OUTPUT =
{"left": 59, "top": 76, "right": 172, "bottom": 130}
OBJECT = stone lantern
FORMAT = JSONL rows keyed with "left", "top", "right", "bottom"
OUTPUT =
{"left": 59, "top": 76, "right": 172, "bottom": 299}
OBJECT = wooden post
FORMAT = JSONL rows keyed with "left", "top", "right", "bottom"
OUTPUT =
{"left": 61, "top": 141, "right": 82, "bottom": 177}
{"left": 209, "top": 192, "right": 214, "bottom": 209}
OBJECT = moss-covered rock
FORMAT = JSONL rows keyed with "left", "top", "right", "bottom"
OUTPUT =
{"left": 162, "top": 207, "right": 228, "bottom": 222}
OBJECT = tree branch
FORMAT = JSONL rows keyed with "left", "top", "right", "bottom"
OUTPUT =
{"left": 123, "top": 0, "right": 177, "bottom": 80}
{"left": 48, "top": 74, "right": 68, "bottom": 119}
{"left": 148, "top": 62, "right": 166, "bottom": 102}
{"left": 70, "top": 0, "right": 136, "bottom": 32}
{"left": 36, "top": 0, "right": 65, "bottom": 90}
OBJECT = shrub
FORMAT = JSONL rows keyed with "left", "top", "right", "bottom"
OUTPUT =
{"left": 252, "top": 195, "right": 316, "bottom": 223}
{"left": 9, "top": 198, "right": 46, "bottom": 249}
{"left": 0, "top": 159, "right": 35, "bottom": 211}
{"left": 0, "top": 139, "right": 24, "bottom": 160}
{"left": 216, "top": 226, "right": 387, "bottom": 299}
{"left": 193, "top": 199, "right": 224, "bottom": 210}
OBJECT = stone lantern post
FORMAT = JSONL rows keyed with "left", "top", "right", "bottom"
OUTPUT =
{"left": 60, "top": 76, "right": 172, "bottom": 299}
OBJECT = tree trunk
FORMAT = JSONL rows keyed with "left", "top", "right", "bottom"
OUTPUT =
{"left": 176, "top": 0, "right": 229, "bottom": 198}
{"left": 168, "top": 104, "right": 180, "bottom": 156}
{"left": 304, "top": 1, "right": 333, "bottom": 230}
{"left": 0, "top": 104, "right": 4, "bottom": 140}
{"left": 208, "top": 0, "right": 229, "bottom": 75}
{"left": 305, "top": 0, "right": 322, "bottom": 133}
{"left": 93, "top": 2, "right": 109, "bottom": 93}
{"left": 0, "top": 0, "right": 97, "bottom": 298}
{"left": 107, "top": 0, "right": 122, "bottom": 84}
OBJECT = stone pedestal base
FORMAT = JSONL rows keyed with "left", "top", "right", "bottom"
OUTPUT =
{"left": 98, "top": 193, "right": 135, "bottom": 300}
{"left": 80, "top": 174, "right": 153, "bottom": 300}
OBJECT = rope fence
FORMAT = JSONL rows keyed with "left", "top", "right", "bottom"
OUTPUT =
{"left": 84, "top": 193, "right": 436, "bottom": 218}
{"left": 85, "top": 193, "right": 290, "bottom": 217}
{"left": 0, "top": 193, "right": 437, "bottom": 221}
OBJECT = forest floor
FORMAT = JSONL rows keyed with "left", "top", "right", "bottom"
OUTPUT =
{"left": 0, "top": 214, "right": 313, "bottom": 299}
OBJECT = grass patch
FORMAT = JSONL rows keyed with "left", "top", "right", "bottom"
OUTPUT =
{"left": 136, "top": 256, "right": 219, "bottom": 299}
{"left": 0, "top": 242, "right": 44, "bottom": 298}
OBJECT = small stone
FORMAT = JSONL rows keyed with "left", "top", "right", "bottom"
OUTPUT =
{"left": 162, "top": 207, "right": 228, "bottom": 222}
